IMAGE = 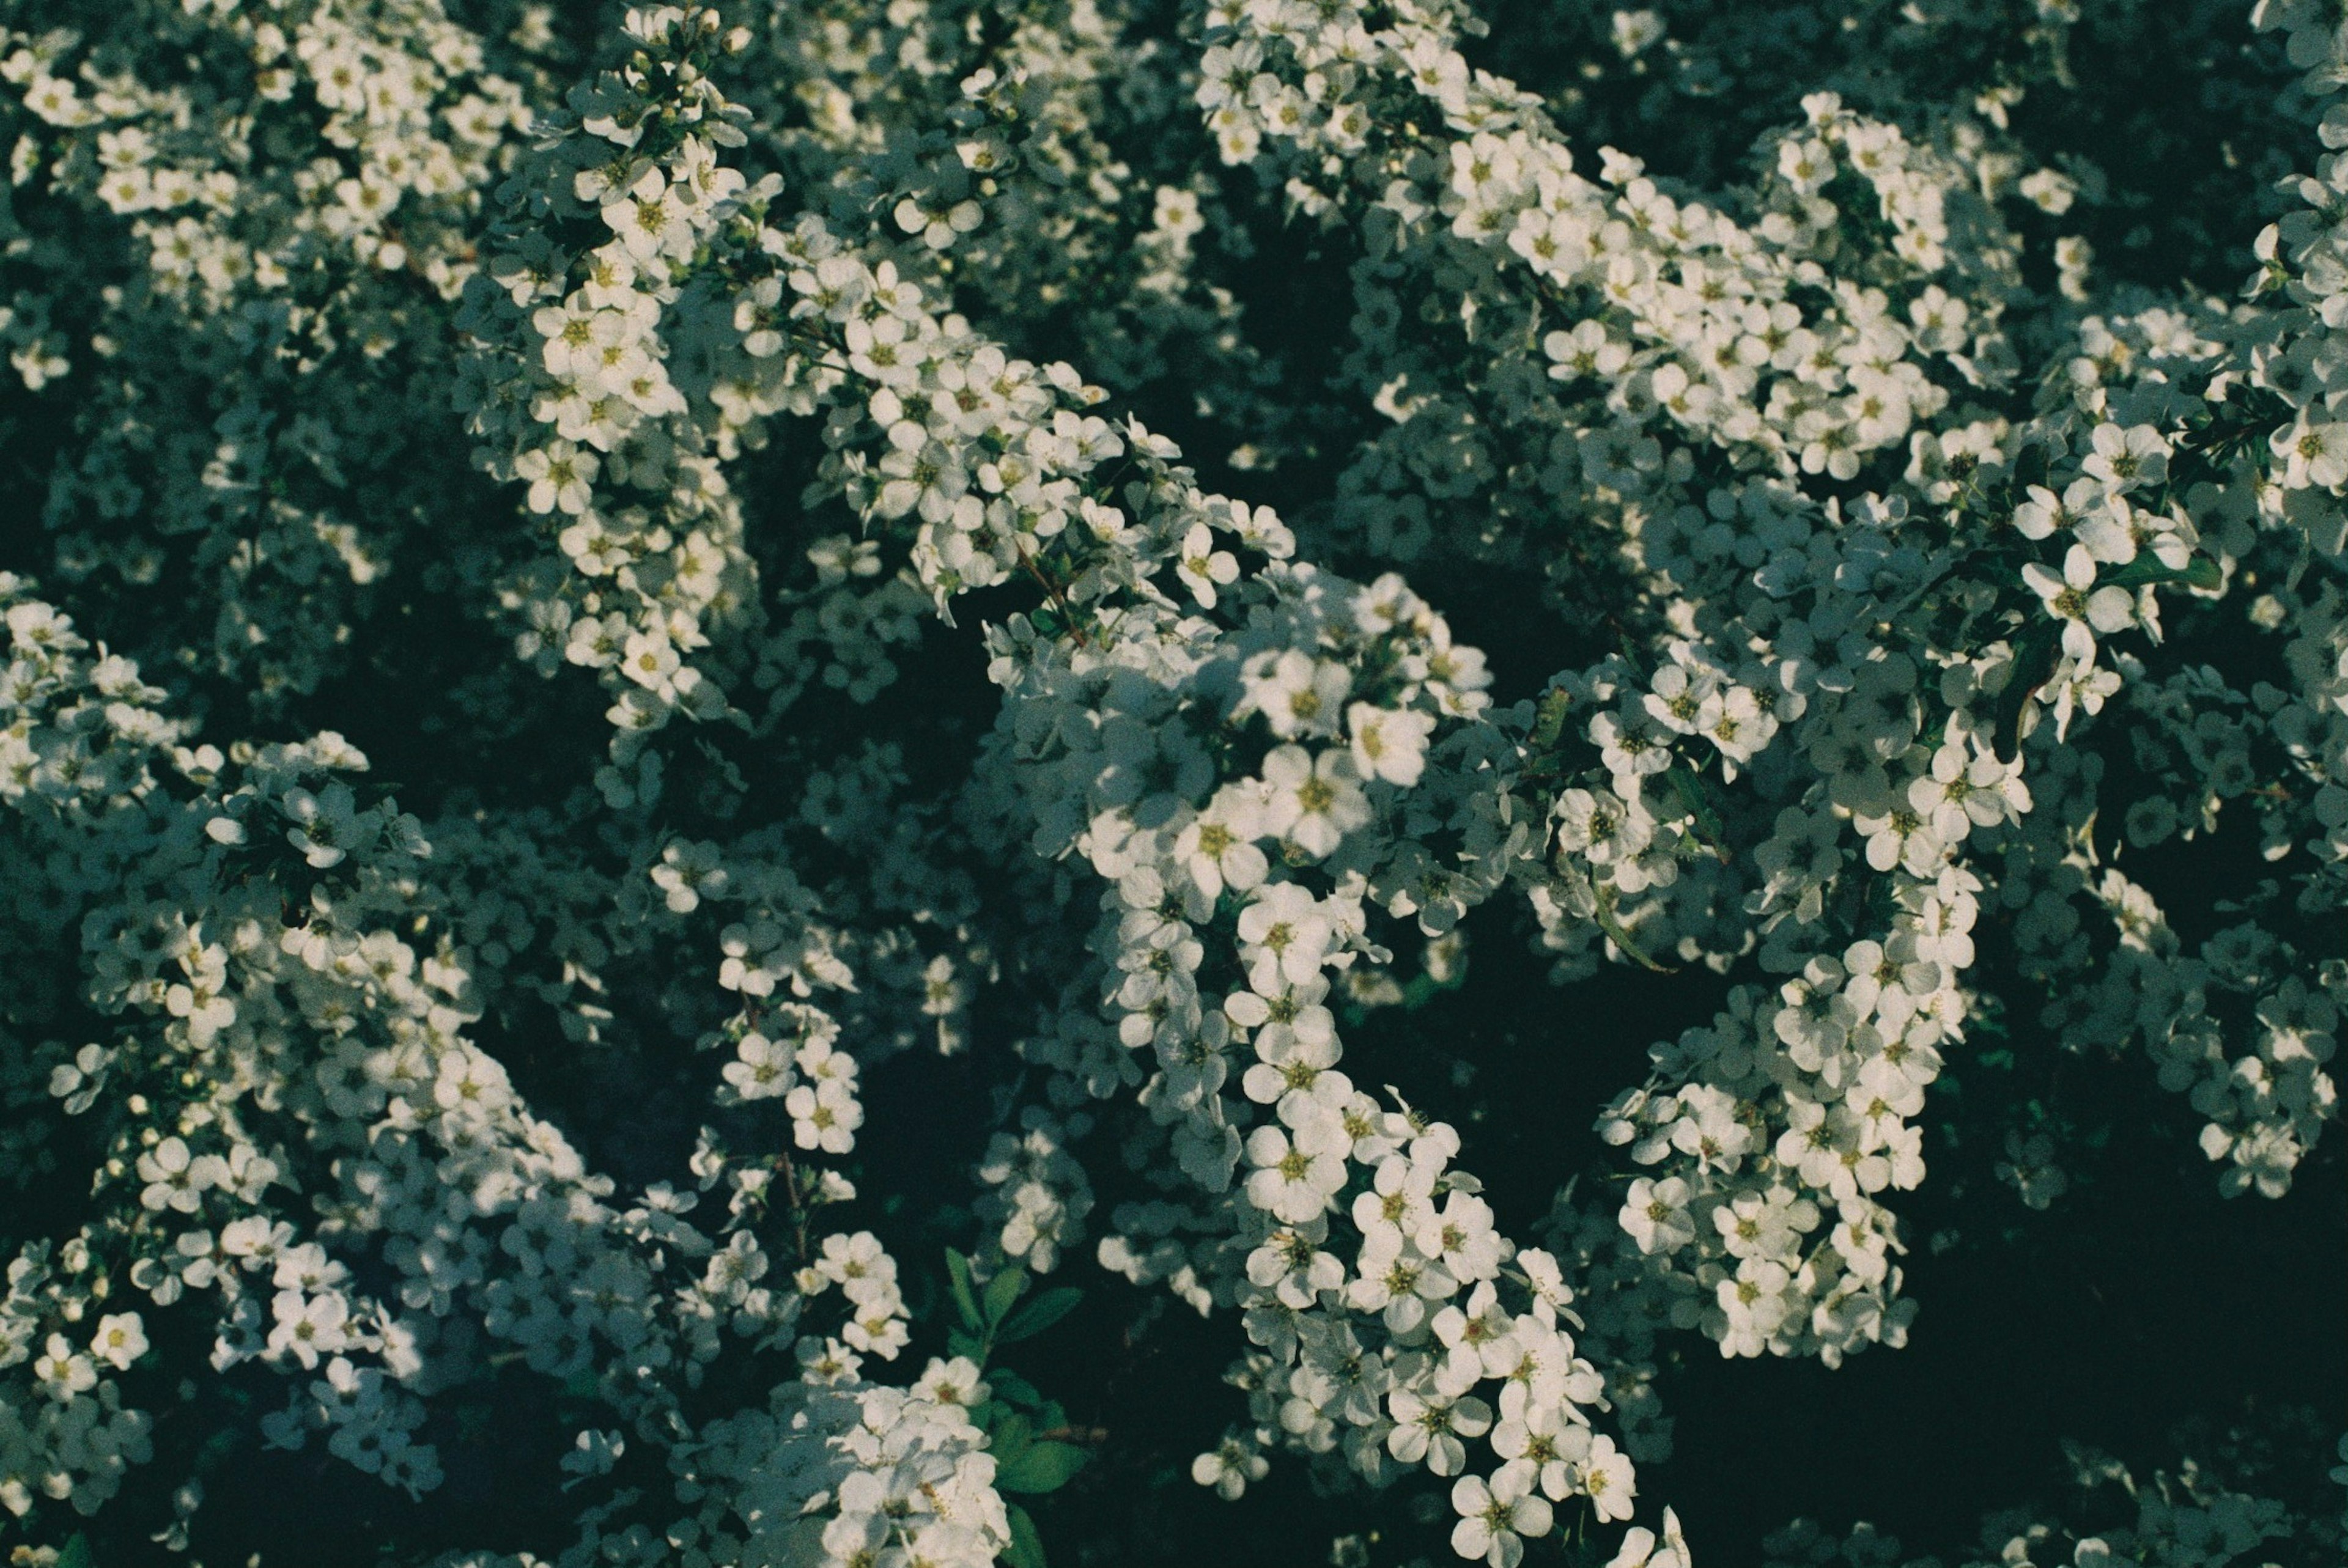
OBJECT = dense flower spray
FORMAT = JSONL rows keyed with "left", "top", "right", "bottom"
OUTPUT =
{"left": 0, "top": 1, "right": 2339, "bottom": 1565}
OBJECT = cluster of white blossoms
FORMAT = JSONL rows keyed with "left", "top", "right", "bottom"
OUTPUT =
{"left": 0, "top": 561, "right": 955, "bottom": 1540}
{"left": 1176, "top": 0, "right": 2343, "bottom": 1432}
{"left": 0, "top": 0, "right": 2340, "bottom": 1565}
{"left": 0, "top": 0, "right": 530, "bottom": 705}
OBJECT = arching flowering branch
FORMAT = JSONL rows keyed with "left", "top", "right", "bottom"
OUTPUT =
{"left": 0, "top": 1, "right": 2337, "bottom": 1566}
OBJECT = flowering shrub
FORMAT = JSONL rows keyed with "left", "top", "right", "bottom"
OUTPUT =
{"left": 0, "top": 1, "right": 2340, "bottom": 1565}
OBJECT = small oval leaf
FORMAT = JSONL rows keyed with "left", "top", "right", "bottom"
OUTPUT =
{"left": 997, "top": 1287, "right": 1082, "bottom": 1345}
{"left": 997, "top": 1439, "right": 1088, "bottom": 1494}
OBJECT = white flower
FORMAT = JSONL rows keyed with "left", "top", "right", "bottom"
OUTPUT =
{"left": 1905, "top": 739, "right": 2030, "bottom": 845}
{"left": 1620, "top": 1176, "right": 1696, "bottom": 1254}
{"left": 1545, "top": 320, "right": 1629, "bottom": 381}
{"left": 1348, "top": 702, "right": 1437, "bottom": 787}
{"left": 2274, "top": 418, "right": 2348, "bottom": 489}
{"left": 1778, "top": 136, "right": 1834, "bottom": 195}
{"left": 1417, "top": 1189, "right": 1505, "bottom": 1283}
{"left": 1175, "top": 523, "right": 1239, "bottom": 608}
{"left": 1242, "top": 1122, "right": 1349, "bottom": 1223}
{"left": 1608, "top": 1507, "right": 1691, "bottom": 1568}
{"left": 1491, "top": 1396, "right": 1589, "bottom": 1501}
{"left": 2010, "top": 478, "right": 2095, "bottom": 540}
{"left": 514, "top": 440, "right": 598, "bottom": 516}
{"left": 1239, "top": 649, "right": 1352, "bottom": 738}
{"left": 267, "top": 1289, "right": 350, "bottom": 1371}
{"left": 91, "top": 1312, "right": 148, "bottom": 1372}
{"left": 2022, "top": 543, "right": 2135, "bottom": 663}
{"left": 1257, "top": 745, "right": 1372, "bottom": 858}
{"left": 33, "top": 1334, "right": 96, "bottom": 1401}
{"left": 721, "top": 1032, "right": 794, "bottom": 1101}
{"left": 2080, "top": 422, "right": 2170, "bottom": 493}
{"left": 1175, "top": 788, "right": 1272, "bottom": 900}
{"left": 1192, "top": 1435, "right": 1268, "bottom": 1500}
{"left": 1451, "top": 1468, "right": 1554, "bottom": 1568}
{"left": 281, "top": 782, "right": 363, "bottom": 869}
{"left": 1610, "top": 9, "right": 1666, "bottom": 59}
{"left": 138, "top": 1136, "right": 199, "bottom": 1213}
{"left": 1389, "top": 1386, "right": 1493, "bottom": 1477}
{"left": 2017, "top": 167, "right": 2077, "bottom": 215}
{"left": 1573, "top": 1432, "right": 1637, "bottom": 1522}
{"left": 786, "top": 1076, "right": 863, "bottom": 1154}
{"left": 619, "top": 631, "right": 682, "bottom": 693}
{"left": 1643, "top": 662, "right": 1718, "bottom": 737}
{"left": 602, "top": 165, "right": 684, "bottom": 262}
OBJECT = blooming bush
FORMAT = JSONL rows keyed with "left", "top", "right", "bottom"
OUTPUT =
{"left": 0, "top": 0, "right": 2340, "bottom": 1564}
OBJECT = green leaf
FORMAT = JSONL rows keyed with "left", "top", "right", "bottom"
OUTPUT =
{"left": 981, "top": 1264, "right": 1028, "bottom": 1329}
{"left": 1594, "top": 885, "right": 1675, "bottom": 974}
{"left": 1664, "top": 764, "right": 1730, "bottom": 859}
{"left": 2011, "top": 440, "right": 2050, "bottom": 495}
{"left": 989, "top": 1369, "right": 1043, "bottom": 1409}
{"left": 2100, "top": 552, "right": 2221, "bottom": 592}
{"left": 59, "top": 1536, "right": 93, "bottom": 1568}
{"left": 948, "top": 1328, "right": 986, "bottom": 1363}
{"left": 1529, "top": 687, "right": 1573, "bottom": 751}
{"left": 996, "top": 1287, "right": 1082, "bottom": 1345}
{"left": 1002, "top": 1503, "right": 1047, "bottom": 1568}
{"left": 990, "top": 1410, "right": 1035, "bottom": 1465}
{"left": 945, "top": 1249, "right": 983, "bottom": 1332}
{"left": 1992, "top": 618, "right": 2062, "bottom": 764}
{"left": 997, "top": 1440, "right": 1088, "bottom": 1494}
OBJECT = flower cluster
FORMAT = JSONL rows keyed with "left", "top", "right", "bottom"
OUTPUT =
{"left": 0, "top": 0, "right": 2338, "bottom": 1565}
